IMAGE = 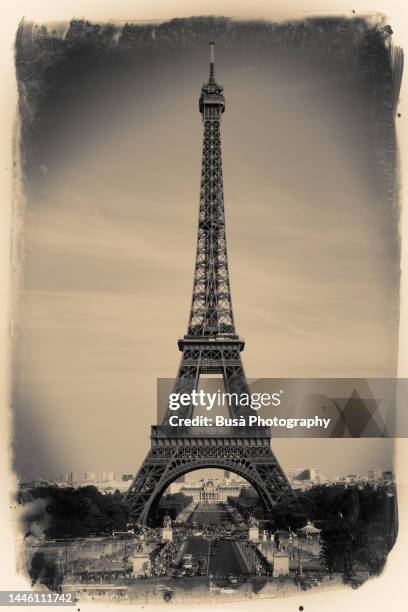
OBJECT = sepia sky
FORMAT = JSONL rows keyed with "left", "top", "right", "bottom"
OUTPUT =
{"left": 13, "top": 30, "right": 398, "bottom": 479}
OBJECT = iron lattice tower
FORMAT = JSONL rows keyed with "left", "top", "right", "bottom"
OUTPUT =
{"left": 125, "top": 43, "right": 290, "bottom": 524}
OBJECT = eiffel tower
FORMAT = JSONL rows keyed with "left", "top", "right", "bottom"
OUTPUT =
{"left": 124, "top": 43, "right": 290, "bottom": 525}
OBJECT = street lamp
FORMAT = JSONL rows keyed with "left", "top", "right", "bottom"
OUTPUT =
{"left": 386, "top": 491, "right": 395, "bottom": 550}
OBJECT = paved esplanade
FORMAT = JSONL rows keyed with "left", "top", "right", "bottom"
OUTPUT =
{"left": 182, "top": 502, "right": 248, "bottom": 577}
{"left": 189, "top": 502, "right": 232, "bottom": 525}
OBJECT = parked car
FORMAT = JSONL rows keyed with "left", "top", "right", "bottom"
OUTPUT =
{"left": 156, "top": 585, "right": 174, "bottom": 602}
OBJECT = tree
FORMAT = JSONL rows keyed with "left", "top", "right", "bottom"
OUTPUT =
{"left": 41, "top": 560, "right": 63, "bottom": 592}
{"left": 29, "top": 552, "right": 62, "bottom": 591}
{"left": 29, "top": 552, "right": 46, "bottom": 585}
{"left": 319, "top": 519, "right": 368, "bottom": 584}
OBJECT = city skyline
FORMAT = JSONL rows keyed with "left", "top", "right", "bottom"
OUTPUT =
{"left": 28, "top": 464, "right": 395, "bottom": 485}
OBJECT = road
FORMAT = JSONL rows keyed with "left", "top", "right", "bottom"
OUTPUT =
{"left": 180, "top": 502, "right": 248, "bottom": 578}
{"left": 182, "top": 536, "right": 247, "bottom": 577}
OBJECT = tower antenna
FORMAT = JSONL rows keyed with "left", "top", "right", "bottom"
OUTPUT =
{"left": 209, "top": 41, "right": 215, "bottom": 81}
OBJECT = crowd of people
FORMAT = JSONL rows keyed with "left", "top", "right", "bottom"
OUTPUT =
{"left": 150, "top": 539, "right": 183, "bottom": 577}
{"left": 128, "top": 525, "right": 160, "bottom": 540}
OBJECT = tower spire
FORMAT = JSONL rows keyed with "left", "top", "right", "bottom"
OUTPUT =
{"left": 209, "top": 41, "right": 215, "bottom": 81}
{"left": 193, "top": 41, "right": 229, "bottom": 336}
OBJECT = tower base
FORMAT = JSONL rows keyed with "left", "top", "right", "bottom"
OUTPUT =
{"left": 124, "top": 426, "right": 290, "bottom": 525}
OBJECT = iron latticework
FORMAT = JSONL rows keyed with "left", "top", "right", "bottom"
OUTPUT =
{"left": 189, "top": 49, "right": 232, "bottom": 337}
{"left": 125, "top": 43, "right": 290, "bottom": 524}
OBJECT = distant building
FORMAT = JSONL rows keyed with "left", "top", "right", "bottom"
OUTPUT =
{"left": 286, "top": 468, "right": 303, "bottom": 480}
{"left": 368, "top": 469, "right": 393, "bottom": 482}
{"left": 178, "top": 478, "right": 243, "bottom": 502}
{"left": 167, "top": 481, "right": 184, "bottom": 494}
{"left": 97, "top": 480, "right": 130, "bottom": 493}
{"left": 335, "top": 474, "right": 363, "bottom": 485}
{"left": 287, "top": 468, "right": 321, "bottom": 483}
{"left": 368, "top": 469, "right": 384, "bottom": 481}
{"left": 19, "top": 479, "right": 52, "bottom": 491}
